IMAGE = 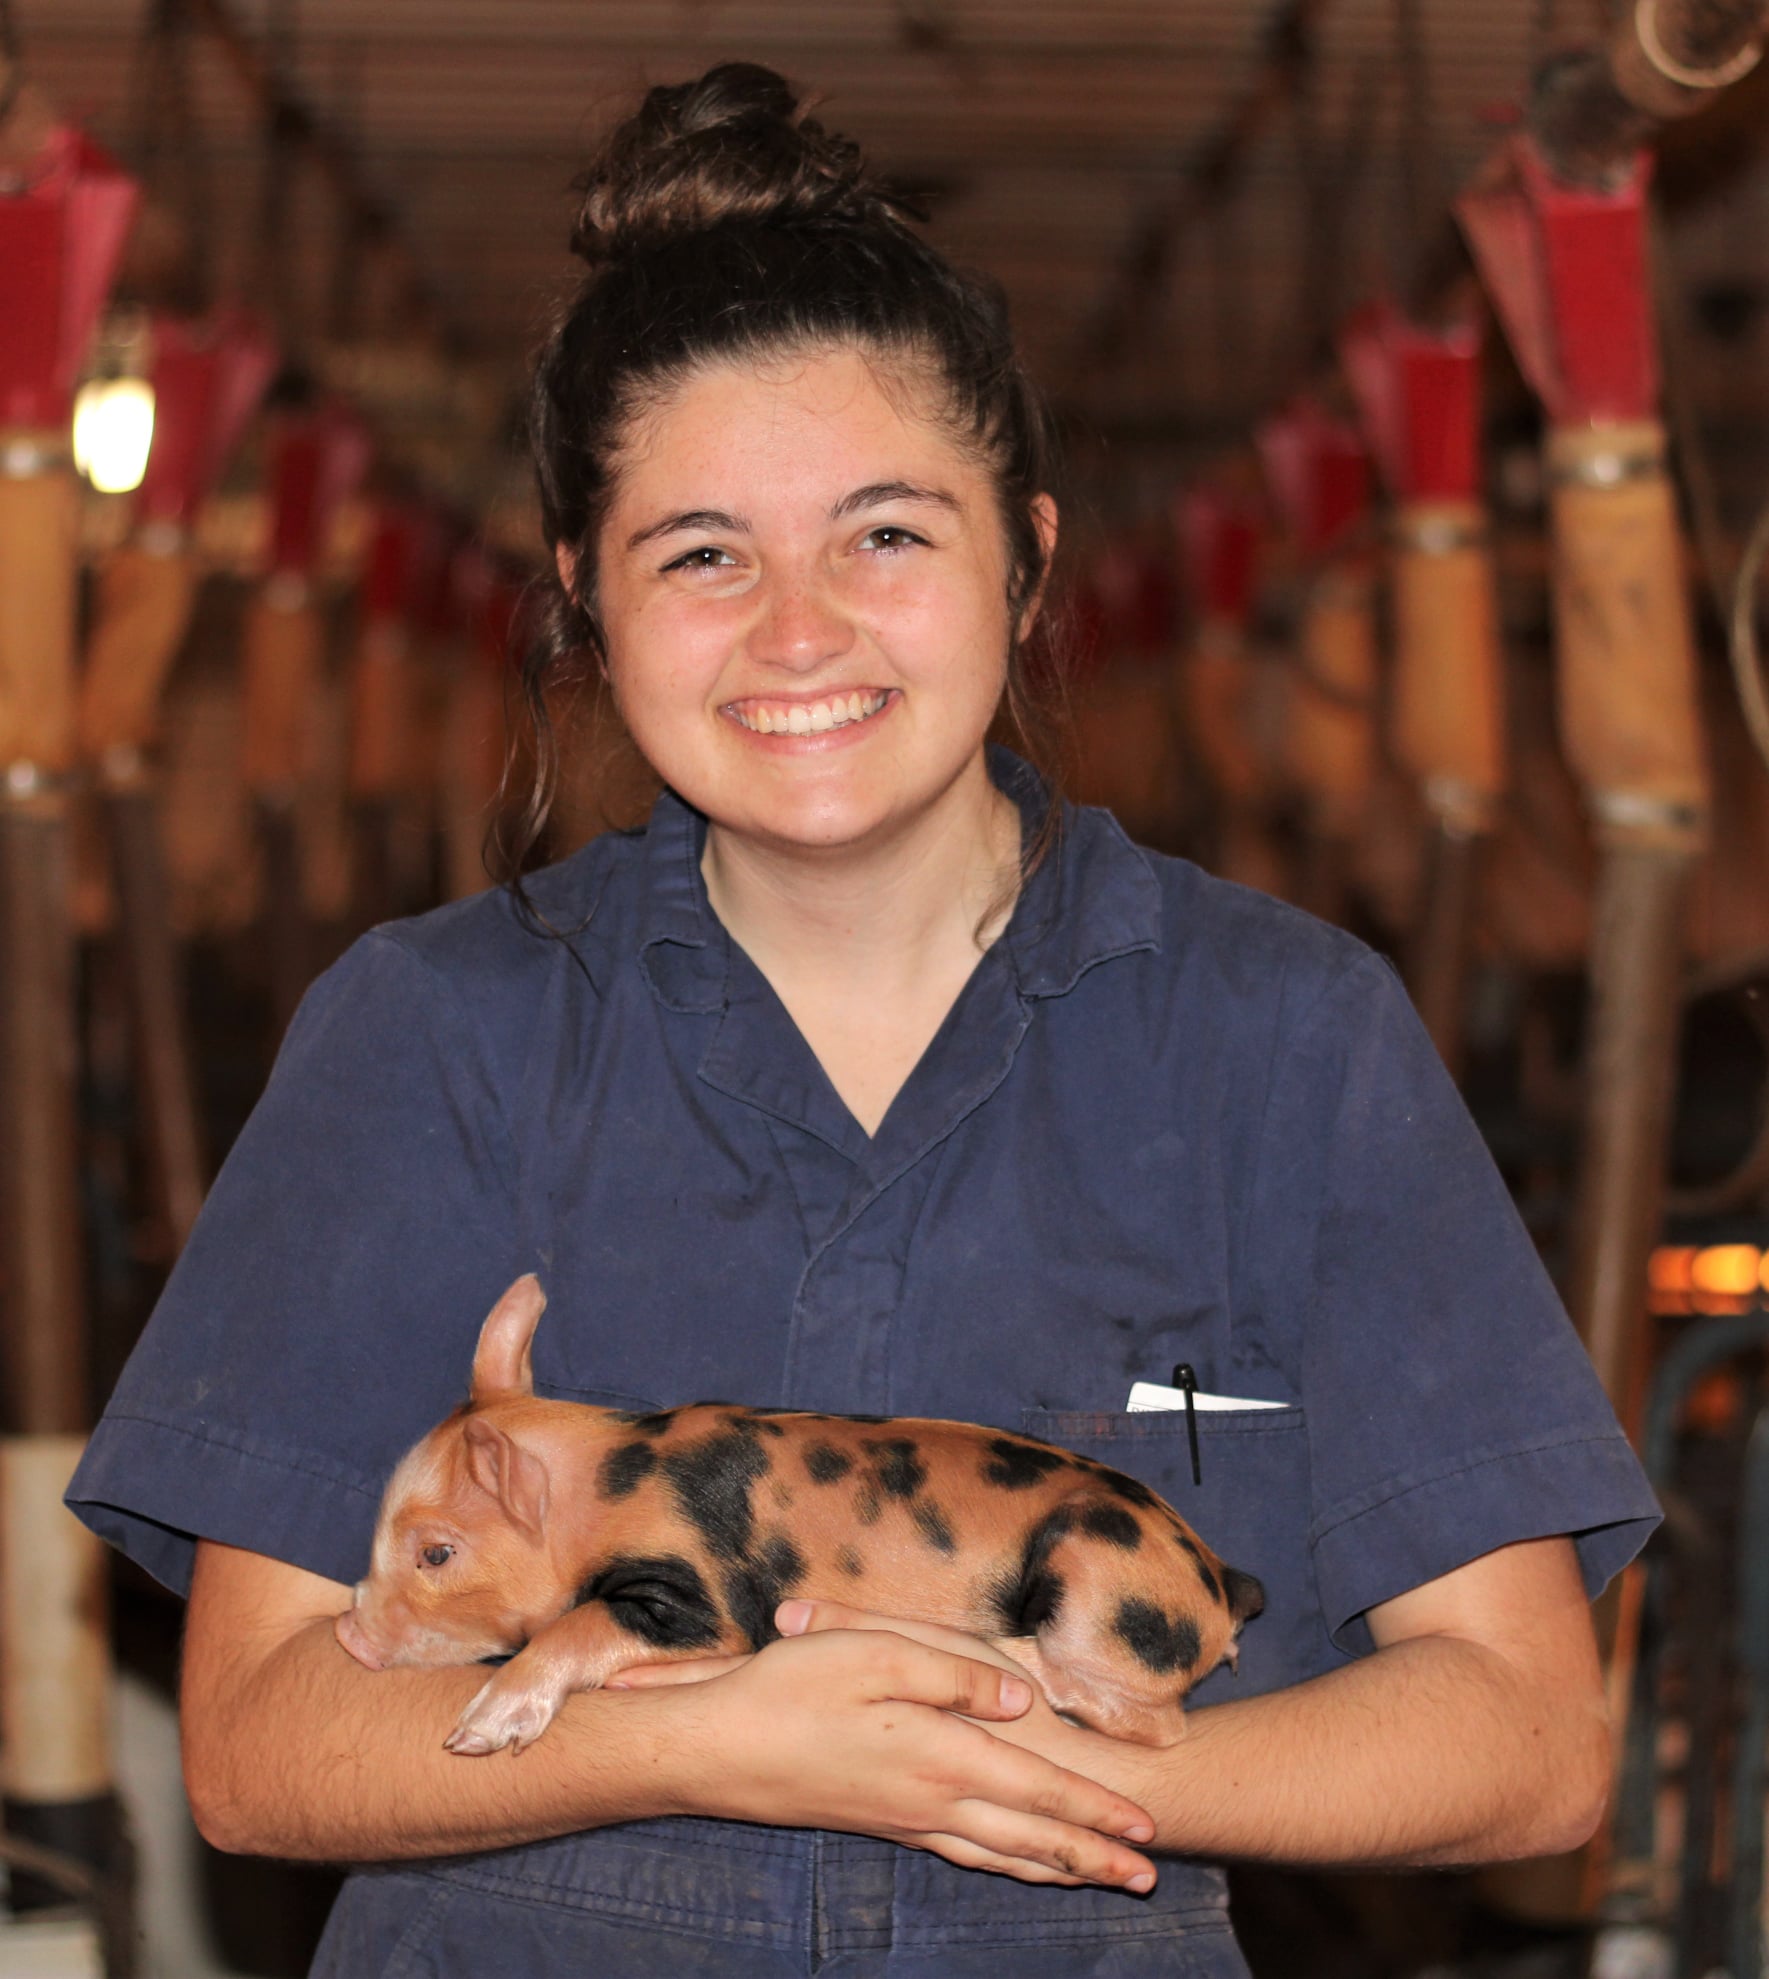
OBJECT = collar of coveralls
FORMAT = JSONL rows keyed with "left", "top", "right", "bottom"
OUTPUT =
{"left": 631, "top": 745, "right": 1164, "bottom": 1017}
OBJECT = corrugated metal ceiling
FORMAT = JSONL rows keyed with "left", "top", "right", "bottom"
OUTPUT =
{"left": 9, "top": 0, "right": 1769, "bottom": 455}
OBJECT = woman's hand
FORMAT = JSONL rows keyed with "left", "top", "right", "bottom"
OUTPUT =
{"left": 611, "top": 1601, "right": 1158, "bottom": 1891}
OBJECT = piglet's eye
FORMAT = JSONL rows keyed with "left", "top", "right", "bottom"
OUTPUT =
{"left": 419, "top": 1544, "right": 454, "bottom": 1569}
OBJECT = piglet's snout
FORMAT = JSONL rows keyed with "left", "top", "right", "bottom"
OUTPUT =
{"left": 334, "top": 1604, "right": 387, "bottom": 1672}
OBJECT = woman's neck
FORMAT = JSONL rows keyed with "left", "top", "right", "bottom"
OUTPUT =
{"left": 699, "top": 762, "right": 1023, "bottom": 1005}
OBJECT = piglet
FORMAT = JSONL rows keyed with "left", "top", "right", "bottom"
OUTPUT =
{"left": 336, "top": 1275, "right": 1263, "bottom": 1757}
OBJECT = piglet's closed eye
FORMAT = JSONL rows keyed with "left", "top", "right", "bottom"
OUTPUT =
{"left": 462, "top": 1414, "right": 549, "bottom": 1540}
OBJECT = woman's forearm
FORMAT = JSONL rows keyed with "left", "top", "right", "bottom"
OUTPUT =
{"left": 1093, "top": 1627, "right": 1611, "bottom": 1871}
{"left": 183, "top": 1604, "right": 696, "bottom": 1861}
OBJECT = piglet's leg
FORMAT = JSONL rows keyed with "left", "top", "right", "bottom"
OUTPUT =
{"left": 445, "top": 1603, "right": 716, "bottom": 1756}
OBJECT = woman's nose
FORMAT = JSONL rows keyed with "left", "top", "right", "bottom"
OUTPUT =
{"left": 745, "top": 569, "right": 855, "bottom": 671}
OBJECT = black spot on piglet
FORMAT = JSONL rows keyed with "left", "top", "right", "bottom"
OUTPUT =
{"left": 1096, "top": 1467, "right": 1159, "bottom": 1511}
{"left": 982, "top": 1438, "right": 1067, "bottom": 1490}
{"left": 1114, "top": 1598, "right": 1201, "bottom": 1675}
{"left": 721, "top": 1533, "right": 807, "bottom": 1651}
{"left": 866, "top": 1438, "right": 926, "bottom": 1500}
{"left": 663, "top": 1429, "right": 770, "bottom": 1562}
{"left": 599, "top": 1442, "right": 658, "bottom": 1499}
{"left": 616, "top": 1409, "right": 676, "bottom": 1437}
{"left": 912, "top": 1500, "right": 957, "bottom": 1554}
{"left": 803, "top": 1444, "right": 853, "bottom": 1484}
{"left": 988, "top": 1504, "right": 1076, "bottom": 1636}
{"left": 1077, "top": 1503, "right": 1142, "bottom": 1550}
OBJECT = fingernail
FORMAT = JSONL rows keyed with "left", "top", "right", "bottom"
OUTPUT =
{"left": 1126, "top": 1871, "right": 1155, "bottom": 1894}
{"left": 776, "top": 1600, "right": 812, "bottom": 1634}
{"left": 1121, "top": 1822, "right": 1154, "bottom": 1843}
{"left": 1001, "top": 1678, "right": 1032, "bottom": 1711}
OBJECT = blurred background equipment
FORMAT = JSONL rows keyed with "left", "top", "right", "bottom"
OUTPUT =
{"left": 4, "top": 0, "right": 1769, "bottom": 1973}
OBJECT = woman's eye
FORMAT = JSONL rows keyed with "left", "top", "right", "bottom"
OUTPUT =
{"left": 860, "top": 526, "right": 925, "bottom": 553}
{"left": 420, "top": 1544, "right": 454, "bottom": 1569}
{"left": 662, "top": 545, "right": 738, "bottom": 573}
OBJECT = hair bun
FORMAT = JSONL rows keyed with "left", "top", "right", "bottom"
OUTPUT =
{"left": 570, "top": 62, "right": 911, "bottom": 265}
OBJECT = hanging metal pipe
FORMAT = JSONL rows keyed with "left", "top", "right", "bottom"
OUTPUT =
{"left": 1458, "top": 103, "right": 1741, "bottom": 1938}
{"left": 245, "top": 405, "right": 367, "bottom": 1041}
{"left": 1174, "top": 487, "right": 1291, "bottom": 897}
{"left": 347, "top": 506, "right": 418, "bottom": 934}
{"left": 243, "top": 579, "right": 321, "bottom": 1040}
{"left": 0, "top": 122, "right": 141, "bottom": 1952}
{"left": 0, "top": 437, "right": 128, "bottom": 1945}
{"left": 79, "top": 536, "right": 208, "bottom": 1256}
{"left": 1391, "top": 503, "right": 1504, "bottom": 1077}
{"left": 1258, "top": 402, "right": 1377, "bottom": 930}
{"left": 1546, "top": 420, "right": 1709, "bottom": 1414}
{"left": 1342, "top": 307, "right": 1508, "bottom": 1079}
{"left": 1287, "top": 564, "right": 1379, "bottom": 926}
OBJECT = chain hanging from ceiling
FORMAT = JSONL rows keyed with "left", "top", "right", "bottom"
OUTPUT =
{"left": 129, "top": 0, "right": 213, "bottom": 311}
{"left": 0, "top": 0, "right": 23, "bottom": 125}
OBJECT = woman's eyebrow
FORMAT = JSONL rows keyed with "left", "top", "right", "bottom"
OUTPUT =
{"left": 626, "top": 507, "right": 750, "bottom": 551}
{"left": 831, "top": 481, "right": 962, "bottom": 520}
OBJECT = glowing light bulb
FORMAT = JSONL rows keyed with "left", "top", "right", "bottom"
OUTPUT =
{"left": 1648, "top": 1246, "right": 1696, "bottom": 1293}
{"left": 1690, "top": 1244, "right": 1762, "bottom": 1298}
{"left": 73, "top": 378, "right": 157, "bottom": 495}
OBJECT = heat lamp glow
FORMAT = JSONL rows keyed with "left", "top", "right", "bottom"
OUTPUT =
{"left": 72, "top": 377, "right": 156, "bottom": 495}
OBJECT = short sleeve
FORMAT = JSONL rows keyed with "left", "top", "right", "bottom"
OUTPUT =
{"left": 1250, "top": 952, "right": 1659, "bottom": 1653}
{"left": 67, "top": 930, "right": 530, "bottom": 1596}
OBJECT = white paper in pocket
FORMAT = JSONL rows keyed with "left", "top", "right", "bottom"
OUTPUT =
{"left": 1126, "top": 1380, "right": 1290, "bottom": 1413}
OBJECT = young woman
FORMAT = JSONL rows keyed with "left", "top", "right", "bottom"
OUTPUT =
{"left": 71, "top": 64, "right": 1657, "bottom": 1978}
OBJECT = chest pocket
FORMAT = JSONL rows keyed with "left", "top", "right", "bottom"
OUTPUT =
{"left": 1019, "top": 1405, "right": 1334, "bottom": 1704}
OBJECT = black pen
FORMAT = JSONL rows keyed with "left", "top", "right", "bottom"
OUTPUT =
{"left": 1171, "top": 1362, "right": 1201, "bottom": 1485}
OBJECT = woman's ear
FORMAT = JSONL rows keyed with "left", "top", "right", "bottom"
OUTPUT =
{"left": 1015, "top": 495, "right": 1060, "bottom": 642}
{"left": 555, "top": 544, "right": 579, "bottom": 600}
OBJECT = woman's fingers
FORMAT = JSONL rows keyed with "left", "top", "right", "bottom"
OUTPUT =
{"left": 852, "top": 1631, "right": 1034, "bottom": 1718}
{"left": 777, "top": 1602, "right": 1037, "bottom": 1707}
{"left": 931, "top": 1804, "right": 1158, "bottom": 1892}
{"left": 795, "top": 1633, "right": 1156, "bottom": 1858}
{"left": 914, "top": 1830, "right": 1087, "bottom": 1888}
{"left": 606, "top": 1653, "right": 751, "bottom": 1689}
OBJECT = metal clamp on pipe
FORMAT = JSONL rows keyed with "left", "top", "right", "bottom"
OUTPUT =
{"left": 1389, "top": 503, "right": 1491, "bottom": 555}
{"left": 1589, "top": 786, "right": 1709, "bottom": 851}
{"left": 1544, "top": 420, "right": 1666, "bottom": 490}
{"left": 0, "top": 431, "right": 71, "bottom": 479}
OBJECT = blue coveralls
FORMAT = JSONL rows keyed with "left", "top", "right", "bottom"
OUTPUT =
{"left": 69, "top": 753, "right": 1659, "bottom": 1976}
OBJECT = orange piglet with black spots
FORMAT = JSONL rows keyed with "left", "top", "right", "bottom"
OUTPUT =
{"left": 335, "top": 1276, "right": 1264, "bottom": 1756}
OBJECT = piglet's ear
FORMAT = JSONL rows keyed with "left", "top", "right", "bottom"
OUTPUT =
{"left": 462, "top": 1414, "right": 550, "bottom": 1542}
{"left": 471, "top": 1274, "right": 547, "bottom": 1403}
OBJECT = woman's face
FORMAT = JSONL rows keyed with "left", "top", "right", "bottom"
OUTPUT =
{"left": 593, "top": 344, "right": 1050, "bottom": 862}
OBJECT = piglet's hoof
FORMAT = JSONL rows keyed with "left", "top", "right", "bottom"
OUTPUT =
{"left": 444, "top": 1679, "right": 559, "bottom": 1758}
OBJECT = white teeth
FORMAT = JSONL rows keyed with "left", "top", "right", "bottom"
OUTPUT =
{"left": 730, "top": 690, "right": 890, "bottom": 735}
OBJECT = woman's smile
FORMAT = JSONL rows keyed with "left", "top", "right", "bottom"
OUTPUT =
{"left": 724, "top": 688, "right": 895, "bottom": 739}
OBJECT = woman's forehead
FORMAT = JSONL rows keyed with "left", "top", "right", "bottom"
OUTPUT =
{"left": 611, "top": 346, "right": 984, "bottom": 511}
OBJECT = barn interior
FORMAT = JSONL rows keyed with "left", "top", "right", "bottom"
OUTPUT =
{"left": 1, "top": 1, "right": 1769, "bottom": 1974}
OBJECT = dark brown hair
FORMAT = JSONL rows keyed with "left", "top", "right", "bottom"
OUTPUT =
{"left": 495, "top": 61, "right": 1069, "bottom": 892}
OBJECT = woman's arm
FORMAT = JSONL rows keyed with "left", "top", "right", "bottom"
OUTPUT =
{"left": 179, "top": 1539, "right": 1160, "bottom": 1888}
{"left": 761, "top": 1536, "right": 1612, "bottom": 1871}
